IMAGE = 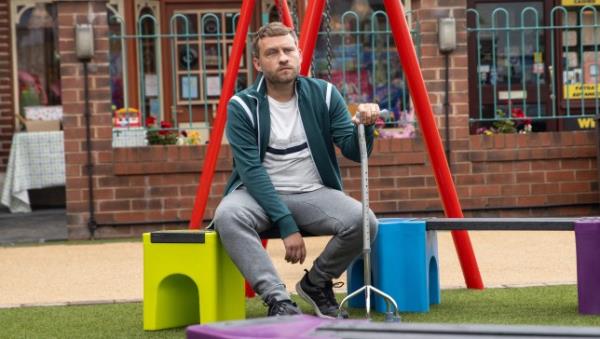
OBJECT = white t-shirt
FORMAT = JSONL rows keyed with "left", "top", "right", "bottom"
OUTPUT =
{"left": 263, "top": 95, "right": 323, "bottom": 193}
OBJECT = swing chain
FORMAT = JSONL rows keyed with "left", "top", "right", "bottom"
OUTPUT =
{"left": 290, "top": 0, "right": 299, "bottom": 35}
{"left": 275, "top": 0, "right": 284, "bottom": 23}
{"left": 325, "top": 0, "right": 333, "bottom": 82}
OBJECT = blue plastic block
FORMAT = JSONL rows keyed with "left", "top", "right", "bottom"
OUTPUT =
{"left": 347, "top": 218, "right": 440, "bottom": 313}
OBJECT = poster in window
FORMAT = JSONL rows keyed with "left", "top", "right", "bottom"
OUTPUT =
{"left": 564, "top": 52, "right": 579, "bottom": 68}
{"left": 206, "top": 76, "right": 221, "bottom": 97}
{"left": 203, "top": 44, "right": 220, "bottom": 68}
{"left": 181, "top": 75, "right": 199, "bottom": 100}
{"left": 583, "top": 52, "right": 600, "bottom": 84}
{"left": 479, "top": 64, "right": 491, "bottom": 81}
{"left": 179, "top": 45, "right": 199, "bottom": 70}
{"left": 202, "top": 15, "right": 219, "bottom": 35}
{"left": 563, "top": 68, "right": 583, "bottom": 84}
{"left": 144, "top": 74, "right": 158, "bottom": 97}
{"left": 564, "top": 83, "right": 600, "bottom": 99}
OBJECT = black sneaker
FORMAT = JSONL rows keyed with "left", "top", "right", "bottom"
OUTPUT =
{"left": 295, "top": 271, "right": 349, "bottom": 319}
{"left": 267, "top": 299, "right": 302, "bottom": 316}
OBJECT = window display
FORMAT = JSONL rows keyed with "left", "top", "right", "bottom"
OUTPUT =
{"left": 15, "top": 3, "right": 61, "bottom": 120}
{"left": 562, "top": 7, "right": 600, "bottom": 100}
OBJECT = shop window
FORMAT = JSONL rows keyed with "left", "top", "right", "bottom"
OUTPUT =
{"left": 14, "top": 3, "right": 61, "bottom": 121}
{"left": 467, "top": 0, "right": 600, "bottom": 134}
{"left": 561, "top": 9, "right": 600, "bottom": 104}
{"left": 475, "top": 2, "right": 545, "bottom": 88}
{"left": 172, "top": 10, "right": 251, "bottom": 106}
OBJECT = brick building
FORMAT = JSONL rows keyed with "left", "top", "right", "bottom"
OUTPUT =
{"left": 0, "top": 0, "right": 598, "bottom": 239}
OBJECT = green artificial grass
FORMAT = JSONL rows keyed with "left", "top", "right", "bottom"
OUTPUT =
{"left": 1, "top": 285, "right": 599, "bottom": 338}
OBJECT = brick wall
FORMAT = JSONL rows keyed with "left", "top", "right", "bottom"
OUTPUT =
{"left": 60, "top": 0, "right": 599, "bottom": 239}
{"left": 0, "top": 0, "right": 13, "bottom": 172}
{"left": 92, "top": 132, "right": 598, "bottom": 239}
{"left": 458, "top": 132, "right": 599, "bottom": 216}
{"left": 58, "top": 0, "right": 113, "bottom": 239}
{"left": 412, "top": 0, "right": 470, "bottom": 145}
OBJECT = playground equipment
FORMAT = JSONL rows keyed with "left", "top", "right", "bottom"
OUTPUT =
{"left": 347, "top": 218, "right": 440, "bottom": 313}
{"left": 187, "top": 0, "right": 484, "bottom": 290}
{"left": 143, "top": 231, "right": 245, "bottom": 330}
{"left": 347, "top": 217, "right": 600, "bottom": 315}
{"left": 142, "top": 216, "right": 599, "bottom": 331}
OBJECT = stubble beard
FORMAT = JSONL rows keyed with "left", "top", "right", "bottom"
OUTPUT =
{"left": 264, "top": 67, "right": 298, "bottom": 86}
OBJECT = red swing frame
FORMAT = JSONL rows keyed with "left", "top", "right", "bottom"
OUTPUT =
{"left": 188, "top": 0, "right": 484, "bottom": 289}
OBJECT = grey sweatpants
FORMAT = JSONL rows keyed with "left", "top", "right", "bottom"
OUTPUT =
{"left": 214, "top": 187, "right": 378, "bottom": 303}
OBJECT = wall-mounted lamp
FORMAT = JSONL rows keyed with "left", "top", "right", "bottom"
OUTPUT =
{"left": 75, "top": 23, "right": 97, "bottom": 237}
{"left": 438, "top": 17, "right": 456, "bottom": 54}
{"left": 75, "top": 24, "right": 95, "bottom": 61}
{"left": 438, "top": 16, "right": 456, "bottom": 167}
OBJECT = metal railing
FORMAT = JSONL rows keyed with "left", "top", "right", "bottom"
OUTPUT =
{"left": 467, "top": 5, "right": 600, "bottom": 133}
{"left": 108, "top": 9, "right": 420, "bottom": 147}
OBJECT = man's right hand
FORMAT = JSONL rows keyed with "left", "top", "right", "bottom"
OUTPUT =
{"left": 282, "top": 232, "right": 306, "bottom": 264}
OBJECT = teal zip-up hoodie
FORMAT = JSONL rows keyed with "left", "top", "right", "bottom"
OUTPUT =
{"left": 224, "top": 74, "right": 375, "bottom": 239}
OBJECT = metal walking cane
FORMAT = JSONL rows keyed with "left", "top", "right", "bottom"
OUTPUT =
{"left": 337, "top": 116, "right": 401, "bottom": 322}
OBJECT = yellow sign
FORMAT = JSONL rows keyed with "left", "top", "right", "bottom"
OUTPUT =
{"left": 562, "top": 0, "right": 600, "bottom": 6}
{"left": 563, "top": 84, "right": 600, "bottom": 99}
{"left": 577, "top": 118, "right": 596, "bottom": 129}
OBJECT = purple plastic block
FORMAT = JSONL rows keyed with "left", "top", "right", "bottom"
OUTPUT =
{"left": 186, "top": 315, "right": 337, "bottom": 339}
{"left": 575, "top": 218, "right": 600, "bottom": 314}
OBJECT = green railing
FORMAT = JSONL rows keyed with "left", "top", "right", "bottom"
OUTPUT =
{"left": 468, "top": 5, "right": 600, "bottom": 134}
{"left": 108, "top": 10, "right": 420, "bottom": 147}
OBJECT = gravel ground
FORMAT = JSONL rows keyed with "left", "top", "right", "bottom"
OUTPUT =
{"left": 0, "top": 231, "right": 576, "bottom": 307}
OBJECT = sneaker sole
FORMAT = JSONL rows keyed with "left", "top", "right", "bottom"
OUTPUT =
{"left": 295, "top": 282, "right": 336, "bottom": 319}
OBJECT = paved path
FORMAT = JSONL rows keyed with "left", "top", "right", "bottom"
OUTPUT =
{"left": 0, "top": 231, "right": 576, "bottom": 308}
{"left": 0, "top": 209, "right": 67, "bottom": 245}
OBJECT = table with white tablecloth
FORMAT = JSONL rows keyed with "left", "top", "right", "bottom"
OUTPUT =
{"left": 1, "top": 131, "right": 65, "bottom": 213}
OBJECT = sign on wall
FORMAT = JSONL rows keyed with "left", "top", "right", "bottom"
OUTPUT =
{"left": 563, "top": 84, "right": 600, "bottom": 99}
{"left": 561, "top": 0, "right": 600, "bottom": 6}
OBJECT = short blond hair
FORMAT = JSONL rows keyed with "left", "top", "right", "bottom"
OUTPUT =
{"left": 252, "top": 22, "right": 298, "bottom": 57}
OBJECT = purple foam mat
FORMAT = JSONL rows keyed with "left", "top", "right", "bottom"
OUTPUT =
{"left": 186, "top": 315, "right": 342, "bottom": 339}
{"left": 187, "top": 316, "right": 600, "bottom": 339}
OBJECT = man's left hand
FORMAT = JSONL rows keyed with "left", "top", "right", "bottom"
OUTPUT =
{"left": 352, "top": 103, "right": 381, "bottom": 126}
